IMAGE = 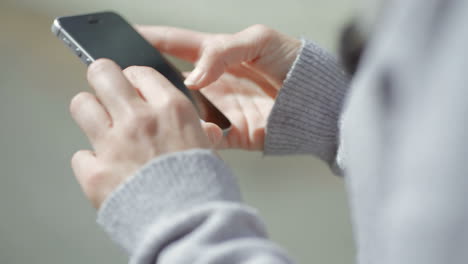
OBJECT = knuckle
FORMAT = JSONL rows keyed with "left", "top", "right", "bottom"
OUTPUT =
{"left": 123, "top": 65, "right": 158, "bottom": 80}
{"left": 85, "top": 168, "right": 111, "bottom": 209}
{"left": 170, "top": 96, "right": 193, "bottom": 113}
{"left": 136, "top": 66, "right": 158, "bottom": 75}
{"left": 160, "top": 27, "right": 173, "bottom": 51}
{"left": 83, "top": 166, "right": 108, "bottom": 194}
{"left": 70, "top": 92, "right": 93, "bottom": 115}
{"left": 155, "top": 94, "right": 193, "bottom": 117}
{"left": 249, "top": 24, "right": 273, "bottom": 36}
{"left": 155, "top": 96, "right": 171, "bottom": 110}
{"left": 204, "top": 36, "right": 230, "bottom": 57}
{"left": 123, "top": 107, "right": 158, "bottom": 135}
{"left": 247, "top": 24, "right": 276, "bottom": 43}
{"left": 71, "top": 150, "right": 86, "bottom": 166}
{"left": 133, "top": 109, "right": 155, "bottom": 124}
{"left": 87, "top": 58, "right": 116, "bottom": 79}
{"left": 204, "top": 45, "right": 222, "bottom": 58}
{"left": 70, "top": 152, "right": 108, "bottom": 208}
{"left": 122, "top": 65, "right": 140, "bottom": 75}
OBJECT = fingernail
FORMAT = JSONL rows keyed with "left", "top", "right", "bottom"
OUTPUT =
{"left": 184, "top": 68, "right": 205, "bottom": 87}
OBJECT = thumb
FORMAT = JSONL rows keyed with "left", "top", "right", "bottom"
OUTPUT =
{"left": 184, "top": 25, "right": 274, "bottom": 89}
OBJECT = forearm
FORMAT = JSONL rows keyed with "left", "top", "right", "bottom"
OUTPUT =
{"left": 264, "top": 39, "right": 349, "bottom": 170}
{"left": 97, "top": 149, "right": 294, "bottom": 263}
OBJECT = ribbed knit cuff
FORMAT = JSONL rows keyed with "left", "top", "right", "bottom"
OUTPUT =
{"left": 96, "top": 149, "right": 242, "bottom": 254}
{"left": 264, "top": 39, "right": 349, "bottom": 164}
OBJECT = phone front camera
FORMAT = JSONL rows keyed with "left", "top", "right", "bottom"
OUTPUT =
{"left": 88, "top": 16, "right": 100, "bottom": 24}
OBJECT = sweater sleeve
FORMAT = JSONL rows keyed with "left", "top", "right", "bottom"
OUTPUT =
{"left": 97, "top": 149, "right": 294, "bottom": 264}
{"left": 264, "top": 39, "right": 350, "bottom": 168}
{"left": 340, "top": 0, "right": 468, "bottom": 263}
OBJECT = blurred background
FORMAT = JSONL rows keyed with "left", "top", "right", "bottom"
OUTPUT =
{"left": 0, "top": 1, "right": 356, "bottom": 263}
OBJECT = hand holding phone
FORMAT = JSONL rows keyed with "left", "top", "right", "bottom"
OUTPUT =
{"left": 53, "top": 11, "right": 299, "bottom": 208}
{"left": 52, "top": 11, "right": 231, "bottom": 133}
{"left": 69, "top": 58, "right": 216, "bottom": 208}
{"left": 53, "top": 11, "right": 297, "bottom": 151}
{"left": 134, "top": 25, "right": 300, "bottom": 150}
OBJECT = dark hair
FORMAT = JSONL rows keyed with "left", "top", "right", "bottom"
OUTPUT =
{"left": 339, "top": 19, "right": 366, "bottom": 76}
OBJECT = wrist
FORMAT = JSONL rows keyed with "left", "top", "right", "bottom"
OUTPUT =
{"left": 264, "top": 39, "right": 349, "bottom": 163}
{"left": 260, "top": 34, "right": 303, "bottom": 87}
{"left": 97, "top": 148, "right": 242, "bottom": 253}
{"left": 279, "top": 38, "right": 303, "bottom": 85}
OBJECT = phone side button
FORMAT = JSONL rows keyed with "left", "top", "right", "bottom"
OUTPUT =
{"left": 62, "top": 37, "right": 71, "bottom": 47}
{"left": 84, "top": 57, "right": 92, "bottom": 65}
{"left": 74, "top": 48, "right": 82, "bottom": 58}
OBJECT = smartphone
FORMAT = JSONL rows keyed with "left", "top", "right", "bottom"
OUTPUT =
{"left": 51, "top": 11, "right": 231, "bottom": 133}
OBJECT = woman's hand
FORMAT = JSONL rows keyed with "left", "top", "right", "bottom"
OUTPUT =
{"left": 70, "top": 59, "right": 211, "bottom": 208}
{"left": 137, "top": 25, "right": 301, "bottom": 150}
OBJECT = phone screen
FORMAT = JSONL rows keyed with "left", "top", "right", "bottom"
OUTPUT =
{"left": 56, "top": 12, "right": 231, "bottom": 131}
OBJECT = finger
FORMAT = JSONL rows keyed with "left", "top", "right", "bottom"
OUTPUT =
{"left": 87, "top": 59, "right": 142, "bottom": 117}
{"left": 71, "top": 150, "right": 102, "bottom": 208}
{"left": 136, "top": 25, "right": 210, "bottom": 62}
{"left": 70, "top": 92, "right": 112, "bottom": 146}
{"left": 184, "top": 25, "right": 274, "bottom": 89}
{"left": 200, "top": 120, "right": 223, "bottom": 147}
{"left": 123, "top": 66, "right": 181, "bottom": 106}
{"left": 71, "top": 150, "right": 98, "bottom": 185}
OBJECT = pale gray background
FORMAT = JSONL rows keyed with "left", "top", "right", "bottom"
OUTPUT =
{"left": 0, "top": 1, "right": 355, "bottom": 263}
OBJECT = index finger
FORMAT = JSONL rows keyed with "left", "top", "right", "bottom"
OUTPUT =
{"left": 136, "top": 25, "right": 211, "bottom": 62}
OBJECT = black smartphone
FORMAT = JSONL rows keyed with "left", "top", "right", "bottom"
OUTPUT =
{"left": 51, "top": 11, "right": 231, "bottom": 133}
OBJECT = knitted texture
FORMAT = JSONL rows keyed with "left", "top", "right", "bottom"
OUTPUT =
{"left": 264, "top": 39, "right": 349, "bottom": 165}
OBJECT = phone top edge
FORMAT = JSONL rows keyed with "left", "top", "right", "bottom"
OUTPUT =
{"left": 51, "top": 12, "right": 230, "bottom": 131}
{"left": 51, "top": 18, "right": 95, "bottom": 66}
{"left": 55, "top": 11, "right": 120, "bottom": 21}
{"left": 51, "top": 19, "right": 61, "bottom": 36}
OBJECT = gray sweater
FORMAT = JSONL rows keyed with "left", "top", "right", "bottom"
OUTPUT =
{"left": 97, "top": 0, "right": 468, "bottom": 263}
